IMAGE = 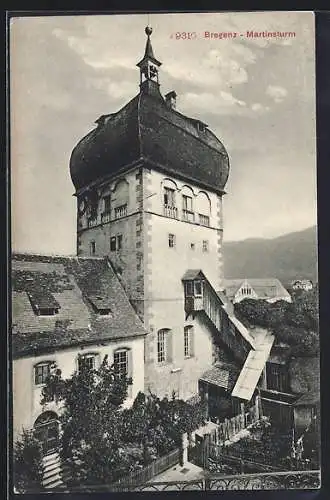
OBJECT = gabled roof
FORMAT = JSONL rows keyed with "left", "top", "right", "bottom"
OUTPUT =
{"left": 231, "top": 327, "right": 275, "bottom": 401}
{"left": 12, "top": 254, "right": 146, "bottom": 358}
{"left": 224, "top": 278, "right": 290, "bottom": 300}
{"left": 182, "top": 269, "right": 205, "bottom": 281}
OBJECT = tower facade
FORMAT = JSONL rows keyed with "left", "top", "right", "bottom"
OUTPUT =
{"left": 70, "top": 27, "right": 231, "bottom": 400}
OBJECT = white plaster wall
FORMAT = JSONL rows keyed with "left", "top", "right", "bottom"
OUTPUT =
{"left": 13, "top": 336, "right": 145, "bottom": 442}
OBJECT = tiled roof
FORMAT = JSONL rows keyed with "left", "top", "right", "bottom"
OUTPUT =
{"left": 231, "top": 327, "right": 275, "bottom": 401}
{"left": 200, "top": 362, "right": 239, "bottom": 391}
{"left": 70, "top": 89, "right": 229, "bottom": 193}
{"left": 224, "top": 278, "right": 290, "bottom": 300}
{"left": 182, "top": 270, "right": 204, "bottom": 281}
{"left": 12, "top": 254, "right": 146, "bottom": 358}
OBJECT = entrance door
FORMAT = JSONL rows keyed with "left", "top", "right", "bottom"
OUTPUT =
{"left": 34, "top": 411, "right": 59, "bottom": 455}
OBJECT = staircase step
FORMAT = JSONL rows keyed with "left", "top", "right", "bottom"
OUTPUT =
{"left": 43, "top": 472, "right": 63, "bottom": 488}
{"left": 43, "top": 478, "right": 64, "bottom": 490}
{"left": 43, "top": 458, "right": 61, "bottom": 471}
{"left": 43, "top": 452, "right": 60, "bottom": 465}
{"left": 43, "top": 465, "right": 62, "bottom": 481}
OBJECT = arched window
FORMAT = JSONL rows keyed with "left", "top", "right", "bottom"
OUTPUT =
{"left": 181, "top": 186, "right": 195, "bottom": 222}
{"left": 113, "top": 179, "right": 129, "bottom": 218}
{"left": 196, "top": 192, "right": 211, "bottom": 226}
{"left": 157, "top": 329, "right": 173, "bottom": 363}
{"left": 163, "top": 179, "right": 178, "bottom": 219}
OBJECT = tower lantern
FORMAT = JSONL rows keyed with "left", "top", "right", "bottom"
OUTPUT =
{"left": 136, "top": 26, "right": 162, "bottom": 93}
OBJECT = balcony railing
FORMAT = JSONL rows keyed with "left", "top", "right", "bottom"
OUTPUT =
{"left": 199, "top": 214, "right": 210, "bottom": 227}
{"left": 101, "top": 212, "right": 111, "bottom": 224}
{"left": 182, "top": 210, "right": 195, "bottom": 222}
{"left": 164, "top": 205, "right": 178, "bottom": 219}
{"left": 87, "top": 217, "right": 98, "bottom": 228}
{"left": 114, "top": 204, "right": 127, "bottom": 219}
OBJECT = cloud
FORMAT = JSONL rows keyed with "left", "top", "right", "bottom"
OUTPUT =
{"left": 266, "top": 85, "right": 288, "bottom": 103}
{"left": 251, "top": 102, "right": 270, "bottom": 113}
{"left": 180, "top": 90, "right": 246, "bottom": 117}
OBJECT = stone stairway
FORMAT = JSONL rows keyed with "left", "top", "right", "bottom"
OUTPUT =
{"left": 42, "top": 451, "right": 71, "bottom": 491}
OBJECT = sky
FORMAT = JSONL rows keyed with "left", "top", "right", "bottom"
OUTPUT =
{"left": 10, "top": 12, "right": 316, "bottom": 255}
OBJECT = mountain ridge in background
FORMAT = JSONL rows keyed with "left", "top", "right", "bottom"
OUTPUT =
{"left": 223, "top": 225, "right": 318, "bottom": 285}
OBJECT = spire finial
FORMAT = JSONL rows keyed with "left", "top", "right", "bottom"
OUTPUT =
{"left": 145, "top": 25, "right": 152, "bottom": 37}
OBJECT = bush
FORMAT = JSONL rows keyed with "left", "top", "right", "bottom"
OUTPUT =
{"left": 13, "top": 430, "right": 44, "bottom": 493}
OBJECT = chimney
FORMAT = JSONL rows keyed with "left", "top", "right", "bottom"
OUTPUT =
{"left": 165, "top": 90, "right": 177, "bottom": 110}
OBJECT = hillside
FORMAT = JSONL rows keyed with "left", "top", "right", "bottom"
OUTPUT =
{"left": 223, "top": 226, "right": 318, "bottom": 285}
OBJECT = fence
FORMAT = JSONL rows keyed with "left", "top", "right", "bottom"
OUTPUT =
{"left": 63, "top": 470, "right": 320, "bottom": 492}
{"left": 207, "top": 403, "right": 259, "bottom": 447}
{"left": 66, "top": 447, "right": 181, "bottom": 492}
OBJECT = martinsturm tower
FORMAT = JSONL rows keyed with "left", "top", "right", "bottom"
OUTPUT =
{"left": 69, "top": 27, "right": 230, "bottom": 400}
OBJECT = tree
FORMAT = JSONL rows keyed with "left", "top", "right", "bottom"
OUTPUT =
{"left": 121, "top": 391, "right": 206, "bottom": 460}
{"left": 41, "top": 354, "right": 131, "bottom": 485}
{"left": 235, "top": 292, "right": 319, "bottom": 357}
{"left": 13, "top": 430, "right": 44, "bottom": 493}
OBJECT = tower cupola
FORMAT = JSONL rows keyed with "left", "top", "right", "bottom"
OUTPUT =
{"left": 136, "top": 26, "right": 162, "bottom": 95}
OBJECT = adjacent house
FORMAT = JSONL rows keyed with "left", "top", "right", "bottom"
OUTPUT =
{"left": 223, "top": 278, "right": 292, "bottom": 304}
{"left": 291, "top": 280, "right": 313, "bottom": 291}
{"left": 12, "top": 254, "right": 146, "bottom": 453}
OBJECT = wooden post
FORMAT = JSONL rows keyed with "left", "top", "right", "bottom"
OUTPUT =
{"left": 240, "top": 402, "right": 245, "bottom": 428}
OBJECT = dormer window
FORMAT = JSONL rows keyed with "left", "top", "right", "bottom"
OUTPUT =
{"left": 27, "top": 291, "right": 60, "bottom": 316}
{"left": 87, "top": 295, "right": 112, "bottom": 316}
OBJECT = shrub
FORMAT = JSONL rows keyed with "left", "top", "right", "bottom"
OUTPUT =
{"left": 13, "top": 430, "right": 44, "bottom": 493}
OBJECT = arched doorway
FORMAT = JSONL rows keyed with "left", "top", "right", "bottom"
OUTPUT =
{"left": 34, "top": 411, "right": 59, "bottom": 455}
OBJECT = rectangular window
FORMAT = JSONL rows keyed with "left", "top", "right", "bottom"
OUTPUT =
{"left": 114, "top": 350, "right": 128, "bottom": 379}
{"left": 266, "top": 362, "right": 289, "bottom": 393}
{"left": 114, "top": 204, "right": 127, "bottom": 219}
{"left": 168, "top": 234, "right": 175, "bottom": 248}
{"left": 90, "top": 241, "right": 96, "bottom": 255}
{"left": 103, "top": 195, "right": 111, "bottom": 214}
{"left": 34, "top": 363, "right": 51, "bottom": 385}
{"left": 184, "top": 327, "right": 193, "bottom": 358}
{"left": 117, "top": 234, "right": 123, "bottom": 250}
{"left": 182, "top": 196, "right": 194, "bottom": 222}
{"left": 202, "top": 240, "right": 209, "bottom": 252}
{"left": 157, "top": 330, "right": 166, "bottom": 363}
{"left": 190, "top": 243, "right": 195, "bottom": 250}
{"left": 78, "top": 354, "right": 96, "bottom": 373}
{"left": 164, "top": 187, "right": 175, "bottom": 207}
{"left": 185, "top": 281, "right": 194, "bottom": 296}
{"left": 182, "top": 195, "right": 193, "bottom": 211}
{"left": 110, "top": 237, "right": 116, "bottom": 251}
{"left": 194, "top": 280, "right": 202, "bottom": 296}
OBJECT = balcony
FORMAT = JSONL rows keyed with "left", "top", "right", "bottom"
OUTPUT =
{"left": 101, "top": 212, "right": 111, "bottom": 224}
{"left": 164, "top": 205, "right": 178, "bottom": 219}
{"left": 182, "top": 210, "right": 195, "bottom": 223}
{"left": 87, "top": 217, "right": 98, "bottom": 228}
{"left": 199, "top": 214, "right": 210, "bottom": 227}
{"left": 114, "top": 204, "right": 127, "bottom": 219}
